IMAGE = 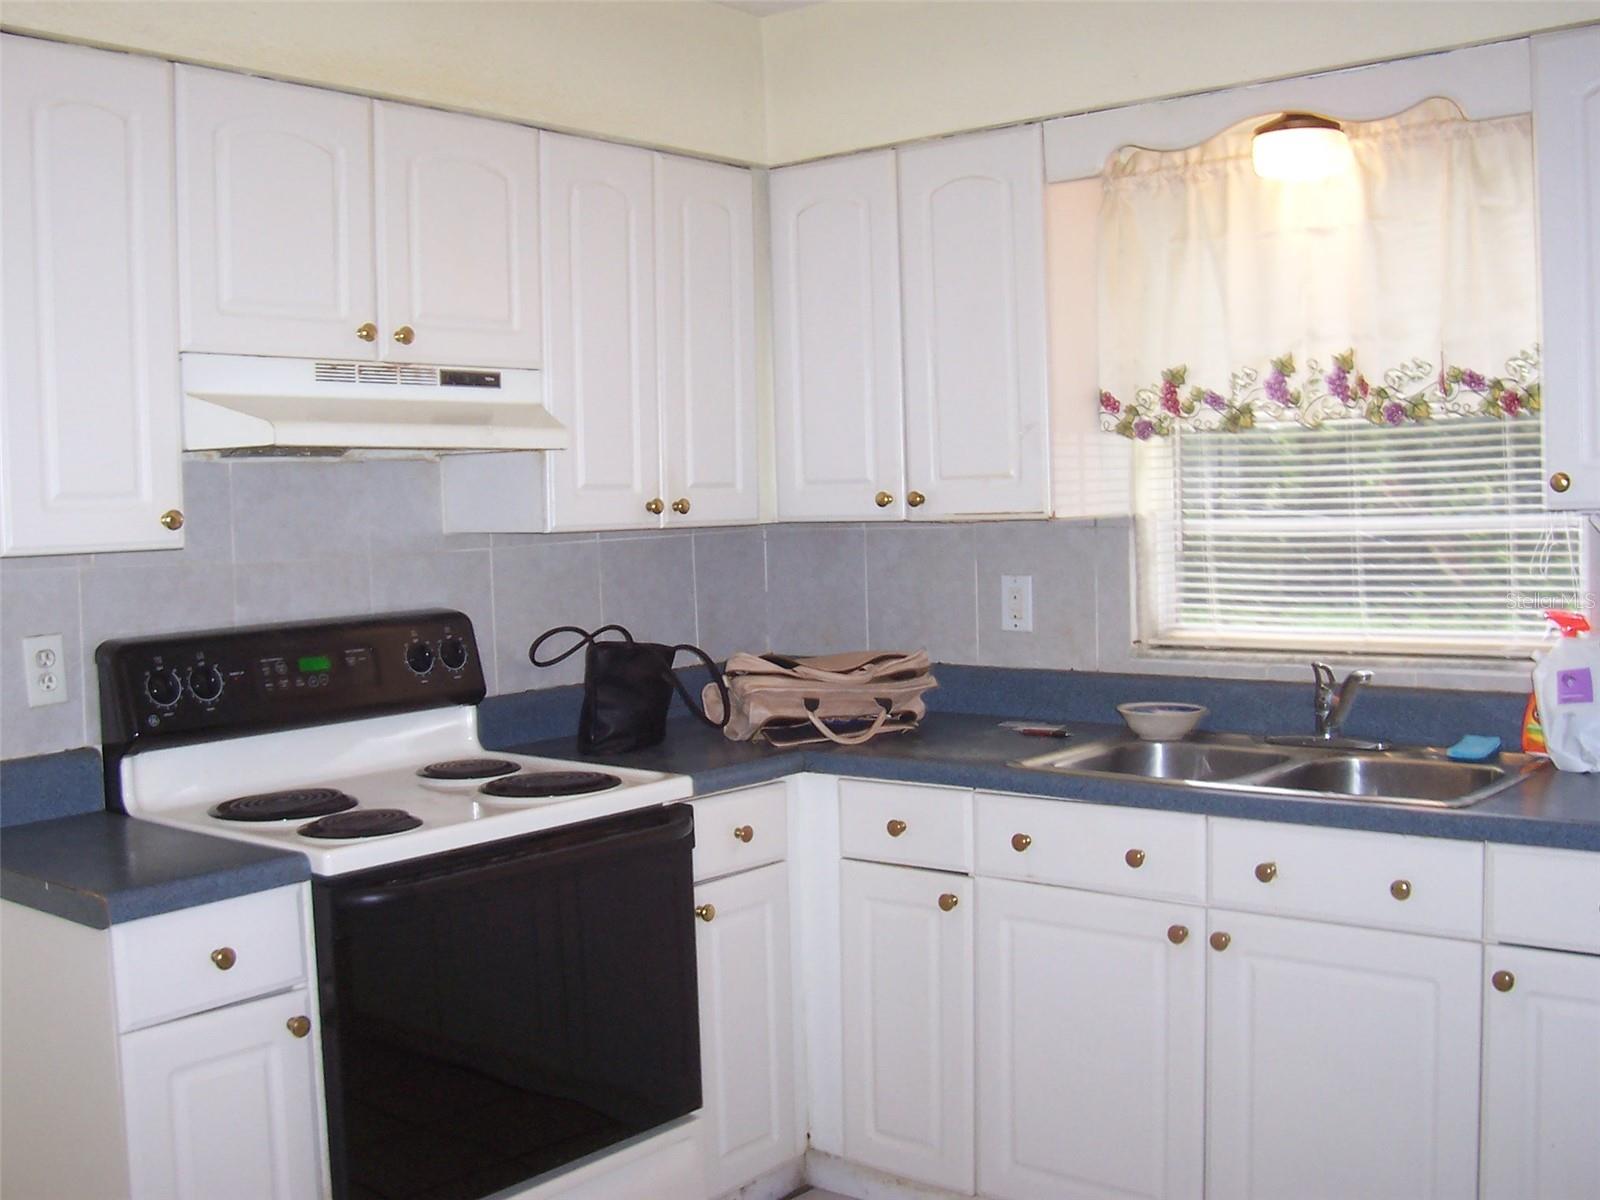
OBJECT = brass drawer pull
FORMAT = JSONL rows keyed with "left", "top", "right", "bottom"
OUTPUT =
{"left": 1550, "top": 471, "right": 1572, "bottom": 494}
{"left": 1254, "top": 861, "right": 1278, "bottom": 884}
{"left": 645, "top": 497, "right": 665, "bottom": 515}
{"left": 210, "top": 947, "right": 236, "bottom": 971}
{"left": 1390, "top": 879, "right": 1412, "bottom": 901}
{"left": 160, "top": 509, "right": 184, "bottom": 531}
{"left": 733, "top": 824, "right": 754, "bottom": 843}
{"left": 355, "top": 322, "right": 377, "bottom": 342}
{"left": 1168, "top": 924, "right": 1189, "bottom": 945}
{"left": 886, "top": 818, "right": 907, "bottom": 837}
{"left": 695, "top": 904, "right": 716, "bottom": 923}
{"left": 1011, "top": 833, "right": 1032, "bottom": 852}
{"left": 1125, "top": 848, "right": 1146, "bottom": 869}
{"left": 938, "top": 893, "right": 959, "bottom": 912}
{"left": 1210, "top": 931, "right": 1231, "bottom": 952}
{"left": 874, "top": 491, "right": 894, "bottom": 508}
{"left": 671, "top": 497, "right": 691, "bottom": 515}
{"left": 392, "top": 325, "right": 415, "bottom": 345}
{"left": 906, "top": 490, "right": 926, "bottom": 508}
{"left": 1492, "top": 969, "right": 1515, "bottom": 993}
{"left": 286, "top": 1015, "right": 311, "bottom": 1039}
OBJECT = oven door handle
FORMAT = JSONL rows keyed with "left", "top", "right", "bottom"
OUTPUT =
{"left": 332, "top": 805, "right": 692, "bottom": 910}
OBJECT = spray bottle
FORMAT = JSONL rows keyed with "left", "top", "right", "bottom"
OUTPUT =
{"left": 1528, "top": 610, "right": 1600, "bottom": 772}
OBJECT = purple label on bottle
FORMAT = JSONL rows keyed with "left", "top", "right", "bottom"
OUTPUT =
{"left": 1556, "top": 667, "right": 1594, "bottom": 706}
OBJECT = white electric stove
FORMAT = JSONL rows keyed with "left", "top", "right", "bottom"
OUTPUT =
{"left": 98, "top": 609, "right": 692, "bottom": 875}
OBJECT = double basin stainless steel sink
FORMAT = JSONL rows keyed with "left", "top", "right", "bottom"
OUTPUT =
{"left": 1016, "top": 732, "right": 1546, "bottom": 808}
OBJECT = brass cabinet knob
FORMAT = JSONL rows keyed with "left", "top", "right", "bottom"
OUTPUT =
{"left": 1390, "top": 879, "right": 1412, "bottom": 901}
{"left": 1011, "top": 833, "right": 1032, "bottom": 852}
{"left": 1210, "top": 931, "right": 1231, "bottom": 952}
{"left": 886, "top": 818, "right": 908, "bottom": 837}
{"left": 695, "top": 903, "right": 716, "bottom": 923}
{"left": 1168, "top": 924, "right": 1189, "bottom": 945}
{"left": 906, "top": 491, "right": 926, "bottom": 508}
{"left": 210, "top": 947, "right": 236, "bottom": 971}
{"left": 938, "top": 893, "right": 959, "bottom": 912}
{"left": 1125, "top": 848, "right": 1146, "bottom": 869}
{"left": 671, "top": 497, "right": 691, "bottom": 515}
{"left": 160, "top": 509, "right": 184, "bottom": 531}
{"left": 286, "top": 1015, "right": 311, "bottom": 1039}
{"left": 355, "top": 322, "right": 377, "bottom": 342}
{"left": 874, "top": 491, "right": 894, "bottom": 508}
{"left": 1492, "top": 969, "right": 1515, "bottom": 993}
{"left": 645, "top": 497, "right": 665, "bottom": 515}
{"left": 733, "top": 824, "right": 754, "bottom": 843}
{"left": 1550, "top": 471, "right": 1572, "bottom": 494}
{"left": 392, "top": 325, "right": 415, "bottom": 345}
{"left": 1254, "top": 861, "right": 1278, "bottom": 883}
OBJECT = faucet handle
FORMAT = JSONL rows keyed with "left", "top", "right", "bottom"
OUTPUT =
{"left": 1311, "top": 661, "right": 1336, "bottom": 690}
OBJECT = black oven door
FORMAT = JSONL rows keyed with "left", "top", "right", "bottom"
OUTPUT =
{"left": 312, "top": 804, "right": 699, "bottom": 1200}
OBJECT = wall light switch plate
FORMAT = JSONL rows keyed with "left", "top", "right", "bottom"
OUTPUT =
{"left": 1001, "top": 575, "right": 1033, "bottom": 633}
{"left": 21, "top": 634, "right": 67, "bottom": 708}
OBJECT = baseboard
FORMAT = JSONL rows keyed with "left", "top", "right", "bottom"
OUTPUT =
{"left": 803, "top": 1150, "right": 975, "bottom": 1200}
{"left": 713, "top": 1154, "right": 807, "bottom": 1200}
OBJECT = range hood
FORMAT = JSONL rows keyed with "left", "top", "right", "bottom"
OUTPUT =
{"left": 180, "top": 353, "right": 567, "bottom": 452}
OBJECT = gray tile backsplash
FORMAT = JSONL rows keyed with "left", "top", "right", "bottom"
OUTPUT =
{"left": 0, "top": 457, "right": 1529, "bottom": 761}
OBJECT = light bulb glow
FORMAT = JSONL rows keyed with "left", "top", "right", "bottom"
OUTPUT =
{"left": 1251, "top": 116, "right": 1354, "bottom": 182}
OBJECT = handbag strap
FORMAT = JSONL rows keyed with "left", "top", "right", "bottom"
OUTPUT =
{"left": 527, "top": 624, "right": 634, "bottom": 668}
{"left": 667, "top": 642, "right": 731, "bottom": 730}
{"left": 803, "top": 697, "right": 893, "bottom": 746}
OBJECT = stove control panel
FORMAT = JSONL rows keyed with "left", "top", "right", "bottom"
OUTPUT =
{"left": 97, "top": 610, "right": 487, "bottom": 753}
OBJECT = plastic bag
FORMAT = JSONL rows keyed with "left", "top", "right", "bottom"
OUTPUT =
{"left": 1531, "top": 611, "right": 1600, "bottom": 772}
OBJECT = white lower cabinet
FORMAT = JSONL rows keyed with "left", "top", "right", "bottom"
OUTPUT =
{"left": 120, "top": 987, "right": 323, "bottom": 1200}
{"left": 1205, "top": 909, "right": 1483, "bottom": 1200}
{"left": 1480, "top": 945, "right": 1600, "bottom": 1199}
{"left": 694, "top": 862, "right": 801, "bottom": 1196}
{"left": 976, "top": 878, "right": 1204, "bottom": 1200}
{"left": 840, "top": 859, "right": 974, "bottom": 1193}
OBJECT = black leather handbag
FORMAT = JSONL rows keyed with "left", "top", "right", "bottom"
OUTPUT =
{"left": 528, "top": 625, "right": 730, "bottom": 754}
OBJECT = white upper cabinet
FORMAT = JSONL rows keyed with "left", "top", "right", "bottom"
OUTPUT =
{"left": 1533, "top": 24, "right": 1600, "bottom": 511}
{"left": 1, "top": 35, "right": 184, "bottom": 555}
{"left": 179, "top": 69, "right": 540, "bottom": 368}
{"left": 655, "top": 154, "right": 758, "bottom": 525}
{"left": 177, "top": 65, "right": 378, "bottom": 361}
{"left": 770, "top": 152, "right": 906, "bottom": 520}
{"left": 375, "top": 102, "right": 540, "bottom": 367}
{"left": 898, "top": 125, "right": 1050, "bottom": 519}
{"left": 540, "top": 133, "right": 660, "bottom": 530}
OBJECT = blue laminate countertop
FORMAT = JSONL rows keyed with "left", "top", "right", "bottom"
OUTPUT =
{"left": 500, "top": 711, "right": 1600, "bottom": 851}
{"left": 1, "top": 812, "right": 310, "bottom": 929}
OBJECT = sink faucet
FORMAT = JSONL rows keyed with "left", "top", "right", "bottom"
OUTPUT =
{"left": 1313, "top": 661, "right": 1373, "bottom": 741}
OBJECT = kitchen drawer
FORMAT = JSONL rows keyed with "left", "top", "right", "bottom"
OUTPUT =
{"left": 690, "top": 783, "right": 788, "bottom": 881}
{"left": 976, "top": 793, "right": 1206, "bottom": 902}
{"left": 1209, "top": 819, "right": 1483, "bottom": 939}
{"left": 1488, "top": 844, "right": 1600, "bottom": 954}
{"left": 112, "top": 885, "right": 308, "bottom": 1032}
{"left": 839, "top": 779, "right": 972, "bottom": 872}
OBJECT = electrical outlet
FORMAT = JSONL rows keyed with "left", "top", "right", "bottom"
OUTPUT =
{"left": 21, "top": 634, "right": 67, "bottom": 708}
{"left": 1001, "top": 575, "right": 1033, "bottom": 633}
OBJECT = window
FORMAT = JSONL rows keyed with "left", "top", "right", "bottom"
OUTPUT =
{"left": 1095, "top": 100, "right": 1585, "bottom": 658}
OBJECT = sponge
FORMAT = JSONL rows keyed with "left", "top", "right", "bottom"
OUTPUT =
{"left": 1446, "top": 735, "right": 1502, "bottom": 762}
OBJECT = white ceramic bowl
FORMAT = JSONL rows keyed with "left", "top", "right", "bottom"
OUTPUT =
{"left": 1117, "top": 701, "right": 1208, "bottom": 740}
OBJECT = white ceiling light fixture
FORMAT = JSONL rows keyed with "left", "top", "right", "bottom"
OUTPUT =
{"left": 1251, "top": 112, "right": 1355, "bottom": 182}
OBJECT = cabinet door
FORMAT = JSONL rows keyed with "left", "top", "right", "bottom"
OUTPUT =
{"left": 375, "top": 102, "right": 540, "bottom": 368}
{"left": 898, "top": 126, "right": 1050, "bottom": 518}
{"left": 1206, "top": 911, "right": 1481, "bottom": 1200}
{"left": 770, "top": 152, "right": 906, "bottom": 520}
{"left": 120, "top": 987, "right": 323, "bottom": 1200}
{"left": 540, "top": 133, "right": 661, "bottom": 530}
{"left": 976, "top": 879, "right": 1204, "bottom": 1200}
{"left": 1481, "top": 945, "right": 1600, "bottom": 1200}
{"left": 1, "top": 36, "right": 184, "bottom": 555}
{"left": 695, "top": 864, "right": 800, "bottom": 1195}
{"left": 655, "top": 154, "right": 758, "bottom": 526}
{"left": 840, "top": 860, "right": 973, "bottom": 1193}
{"left": 177, "top": 66, "right": 377, "bottom": 360}
{"left": 1533, "top": 25, "right": 1600, "bottom": 511}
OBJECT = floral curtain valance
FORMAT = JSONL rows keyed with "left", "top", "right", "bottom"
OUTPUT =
{"left": 1096, "top": 100, "right": 1540, "bottom": 439}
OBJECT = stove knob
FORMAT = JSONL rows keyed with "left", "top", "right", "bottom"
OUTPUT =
{"left": 187, "top": 663, "right": 225, "bottom": 704}
{"left": 438, "top": 636, "right": 469, "bottom": 672}
{"left": 405, "top": 640, "right": 435, "bottom": 676}
{"left": 143, "top": 668, "right": 183, "bottom": 709}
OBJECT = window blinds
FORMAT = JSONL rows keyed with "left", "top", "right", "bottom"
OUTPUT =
{"left": 1135, "top": 418, "right": 1586, "bottom": 656}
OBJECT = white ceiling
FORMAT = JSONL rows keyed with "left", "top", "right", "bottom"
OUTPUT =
{"left": 717, "top": 1, "right": 823, "bottom": 16}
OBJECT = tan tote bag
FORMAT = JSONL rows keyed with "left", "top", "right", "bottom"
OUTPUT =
{"left": 702, "top": 650, "right": 937, "bottom": 745}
